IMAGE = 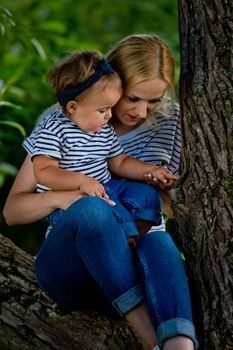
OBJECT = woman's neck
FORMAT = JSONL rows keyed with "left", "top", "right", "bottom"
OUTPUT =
{"left": 110, "top": 118, "right": 142, "bottom": 137}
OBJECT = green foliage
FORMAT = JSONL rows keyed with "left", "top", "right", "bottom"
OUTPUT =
{"left": 0, "top": 121, "right": 26, "bottom": 138}
{"left": 0, "top": 162, "right": 17, "bottom": 187}
{"left": 0, "top": 0, "right": 179, "bottom": 248}
{"left": 0, "top": 0, "right": 179, "bottom": 163}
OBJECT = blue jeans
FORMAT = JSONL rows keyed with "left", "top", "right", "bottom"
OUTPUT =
{"left": 49, "top": 178, "right": 162, "bottom": 239}
{"left": 35, "top": 196, "right": 198, "bottom": 349}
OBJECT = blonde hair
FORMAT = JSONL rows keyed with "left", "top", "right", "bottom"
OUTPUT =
{"left": 107, "top": 34, "right": 175, "bottom": 116}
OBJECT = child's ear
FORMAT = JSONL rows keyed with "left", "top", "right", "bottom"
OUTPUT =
{"left": 66, "top": 100, "right": 78, "bottom": 114}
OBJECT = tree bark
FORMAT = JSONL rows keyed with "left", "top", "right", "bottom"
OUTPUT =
{"left": 0, "top": 234, "right": 142, "bottom": 350}
{"left": 175, "top": 1, "right": 233, "bottom": 349}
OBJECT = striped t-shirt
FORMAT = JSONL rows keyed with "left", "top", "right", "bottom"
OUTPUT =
{"left": 23, "top": 109, "right": 124, "bottom": 192}
{"left": 118, "top": 102, "right": 181, "bottom": 174}
{"left": 23, "top": 102, "right": 181, "bottom": 232}
{"left": 118, "top": 102, "right": 181, "bottom": 232}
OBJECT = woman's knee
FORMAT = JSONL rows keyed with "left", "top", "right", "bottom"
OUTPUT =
{"left": 68, "top": 196, "right": 113, "bottom": 222}
{"left": 66, "top": 196, "right": 118, "bottom": 241}
{"left": 137, "top": 231, "right": 181, "bottom": 260}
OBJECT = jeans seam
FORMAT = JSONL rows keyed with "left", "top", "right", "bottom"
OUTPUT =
{"left": 138, "top": 250, "right": 162, "bottom": 324}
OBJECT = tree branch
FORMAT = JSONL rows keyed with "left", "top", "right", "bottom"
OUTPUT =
{"left": 0, "top": 234, "right": 142, "bottom": 350}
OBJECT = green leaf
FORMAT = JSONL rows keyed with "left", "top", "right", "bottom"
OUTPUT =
{"left": 31, "top": 38, "right": 47, "bottom": 61}
{"left": 0, "top": 162, "right": 18, "bottom": 176}
{"left": 0, "top": 120, "right": 26, "bottom": 138}
{"left": 0, "top": 22, "right": 5, "bottom": 35}
{"left": 180, "top": 252, "right": 185, "bottom": 261}
{"left": 0, "top": 100, "right": 22, "bottom": 109}
{"left": 0, "top": 62, "right": 29, "bottom": 97}
{"left": 0, "top": 162, "right": 18, "bottom": 187}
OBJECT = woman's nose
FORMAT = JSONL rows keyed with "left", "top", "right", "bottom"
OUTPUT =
{"left": 135, "top": 101, "right": 148, "bottom": 118}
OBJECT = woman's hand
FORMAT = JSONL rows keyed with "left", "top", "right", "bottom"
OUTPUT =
{"left": 50, "top": 190, "right": 87, "bottom": 210}
{"left": 144, "top": 167, "right": 179, "bottom": 189}
{"left": 53, "top": 188, "right": 115, "bottom": 210}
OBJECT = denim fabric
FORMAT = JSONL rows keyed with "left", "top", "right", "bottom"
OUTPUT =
{"left": 112, "top": 284, "right": 145, "bottom": 317}
{"left": 36, "top": 197, "right": 145, "bottom": 313}
{"left": 105, "top": 179, "right": 162, "bottom": 225}
{"left": 35, "top": 196, "right": 198, "bottom": 348}
{"left": 49, "top": 178, "right": 162, "bottom": 239}
{"left": 156, "top": 318, "right": 199, "bottom": 349}
{"left": 136, "top": 232, "right": 199, "bottom": 348}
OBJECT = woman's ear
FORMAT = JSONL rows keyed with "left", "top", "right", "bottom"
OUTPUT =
{"left": 66, "top": 100, "right": 78, "bottom": 114}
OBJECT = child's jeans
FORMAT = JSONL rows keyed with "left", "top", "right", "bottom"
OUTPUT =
{"left": 48, "top": 178, "right": 162, "bottom": 240}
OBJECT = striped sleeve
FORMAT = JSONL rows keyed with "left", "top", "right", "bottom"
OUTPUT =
{"left": 31, "top": 126, "right": 62, "bottom": 160}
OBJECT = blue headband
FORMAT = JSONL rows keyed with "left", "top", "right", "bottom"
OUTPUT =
{"left": 56, "top": 58, "right": 115, "bottom": 106}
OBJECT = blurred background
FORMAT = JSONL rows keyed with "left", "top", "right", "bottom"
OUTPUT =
{"left": 0, "top": 0, "right": 179, "bottom": 255}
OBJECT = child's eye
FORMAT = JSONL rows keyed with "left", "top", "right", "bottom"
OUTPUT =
{"left": 99, "top": 108, "right": 108, "bottom": 113}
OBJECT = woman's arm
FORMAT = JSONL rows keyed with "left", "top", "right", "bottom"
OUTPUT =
{"left": 3, "top": 155, "right": 85, "bottom": 225}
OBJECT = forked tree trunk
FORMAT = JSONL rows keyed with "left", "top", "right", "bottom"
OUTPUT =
{"left": 175, "top": 1, "right": 233, "bottom": 349}
{"left": 0, "top": 234, "right": 142, "bottom": 350}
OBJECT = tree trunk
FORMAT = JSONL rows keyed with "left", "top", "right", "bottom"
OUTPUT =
{"left": 0, "top": 234, "right": 142, "bottom": 350}
{"left": 175, "top": 1, "right": 233, "bottom": 349}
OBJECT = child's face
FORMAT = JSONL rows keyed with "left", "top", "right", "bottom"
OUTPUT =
{"left": 68, "top": 84, "right": 122, "bottom": 134}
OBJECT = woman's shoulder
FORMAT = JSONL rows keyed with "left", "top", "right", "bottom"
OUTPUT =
{"left": 152, "top": 99, "right": 180, "bottom": 125}
{"left": 161, "top": 97, "right": 180, "bottom": 117}
{"left": 169, "top": 100, "right": 180, "bottom": 118}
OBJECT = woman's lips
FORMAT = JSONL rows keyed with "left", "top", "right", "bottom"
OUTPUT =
{"left": 127, "top": 114, "right": 139, "bottom": 121}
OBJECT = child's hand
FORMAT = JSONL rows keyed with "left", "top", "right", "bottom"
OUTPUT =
{"left": 80, "top": 176, "right": 115, "bottom": 206}
{"left": 80, "top": 176, "right": 107, "bottom": 197}
{"left": 144, "top": 167, "right": 179, "bottom": 189}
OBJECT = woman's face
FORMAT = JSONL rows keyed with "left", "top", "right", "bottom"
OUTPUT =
{"left": 112, "top": 78, "right": 168, "bottom": 130}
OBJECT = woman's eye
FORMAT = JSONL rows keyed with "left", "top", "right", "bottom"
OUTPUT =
{"left": 128, "top": 96, "right": 139, "bottom": 102}
{"left": 149, "top": 99, "right": 161, "bottom": 104}
{"left": 127, "top": 96, "right": 161, "bottom": 104}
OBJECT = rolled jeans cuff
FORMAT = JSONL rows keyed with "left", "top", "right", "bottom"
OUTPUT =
{"left": 156, "top": 318, "right": 199, "bottom": 349}
{"left": 112, "top": 284, "right": 145, "bottom": 317}
{"left": 131, "top": 208, "right": 162, "bottom": 225}
{"left": 121, "top": 222, "right": 139, "bottom": 239}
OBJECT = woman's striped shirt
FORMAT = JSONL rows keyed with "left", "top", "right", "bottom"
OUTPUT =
{"left": 118, "top": 102, "right": 181, "bottom": 175}
{"left": 117, "top": 102, "right": 181, "bottom": 232}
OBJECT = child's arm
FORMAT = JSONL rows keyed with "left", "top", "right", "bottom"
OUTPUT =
{"left": 108, "top": 154, "right": 178, "bottom": 185}
{"left": 33, "top": 155, "right": 107, "bottom": 198}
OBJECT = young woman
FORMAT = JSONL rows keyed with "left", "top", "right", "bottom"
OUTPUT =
{"left": 3, "top": 34, "right": 198, "bottom": 350}
{"left": 28, "top": 50, "right": 175, "bottom": 243}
